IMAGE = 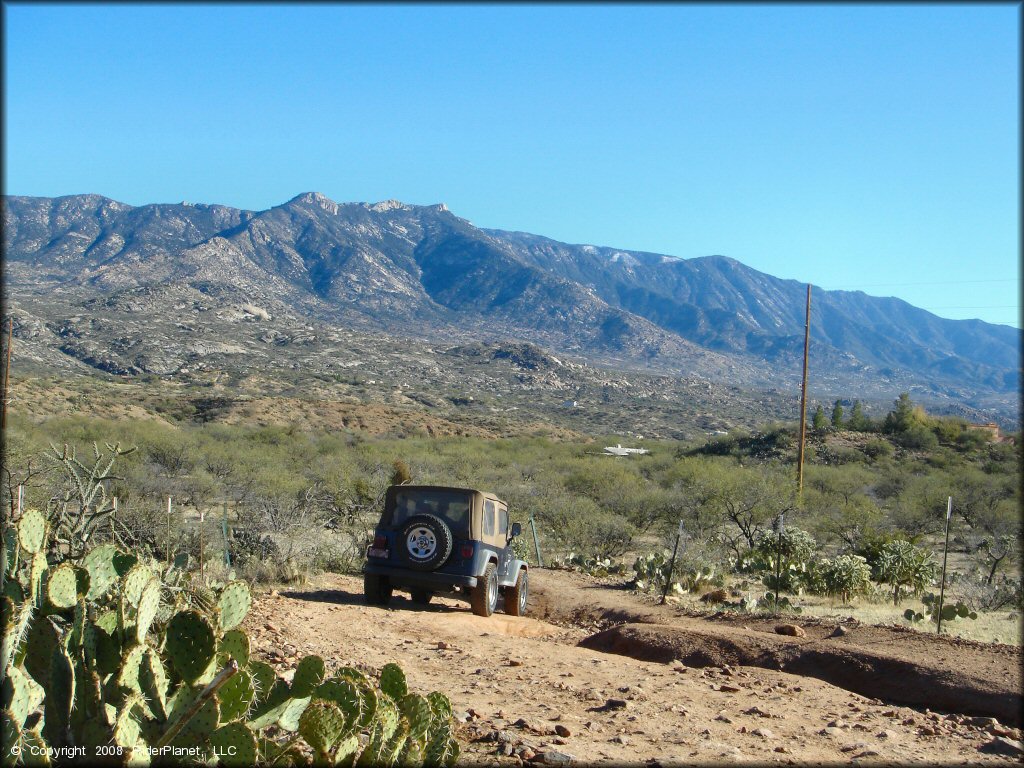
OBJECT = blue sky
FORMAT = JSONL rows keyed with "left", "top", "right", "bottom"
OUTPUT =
{"left": 4, "top": 3, "right": 1019, "bottom": 327}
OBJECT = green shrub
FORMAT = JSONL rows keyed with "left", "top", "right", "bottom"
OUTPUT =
{"left": 814, "top": 554, "right": 873, "bottom": 604}
{"left": 873, "top": 539, "right": 939, "bottom": 605}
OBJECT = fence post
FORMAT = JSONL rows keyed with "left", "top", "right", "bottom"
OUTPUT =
{"left": 661, "top": 520, "right": 683, "bottom": 605}
{"left": 223, "top": 501, "right": 231, "bottom": 568}
{"left": 529, "top": 512, "right": 543, "bottom": 567}
{"left": 166, "top": 496, "right": 172, "bottom": 567}
{"left": 937, "top": 496, "right": 953, "bottom": 634}
{"left": 774, "top": 513, "right": 785, "bottom": 614}
{"left": 199, "top": 509, "right": 206, "bottom": 583}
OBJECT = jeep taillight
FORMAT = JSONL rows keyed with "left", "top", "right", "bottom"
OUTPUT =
{"left": 460, "top": 543, "right": 474, "bottom": 559}
{"left": 373, "top": 535, "right": 388, "bottom": 548}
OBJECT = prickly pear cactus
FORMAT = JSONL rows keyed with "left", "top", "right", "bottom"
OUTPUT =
{"left": 0, "top": 508, "right": 461, "bottom": 767}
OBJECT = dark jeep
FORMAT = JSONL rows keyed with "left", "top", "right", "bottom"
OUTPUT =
{"left": 362, "top": 485, "right": 528, "bottom": 617}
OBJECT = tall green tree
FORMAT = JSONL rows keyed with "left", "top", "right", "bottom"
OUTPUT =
{"left": 830, "top": 400, "right": 845, "bottom": 428}
{"left": 883, "top": 392, "right": 924, "bottom": 434}
{"left": 847, "top": 400, "right": 871, "bottom": 432}
{"left": 812, "top": 405, "right": 828, "bottom": 431}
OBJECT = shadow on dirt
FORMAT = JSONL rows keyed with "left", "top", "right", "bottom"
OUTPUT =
{"left": 280, "top": 587, "right": 472, "bottom": 615}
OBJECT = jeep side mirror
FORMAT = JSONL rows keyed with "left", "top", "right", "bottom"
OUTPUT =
{"left": 509, "top": 522, "right": 522, "bottom": 539}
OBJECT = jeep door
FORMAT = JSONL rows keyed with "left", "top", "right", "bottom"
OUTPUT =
{"left": 482, "top": 499, "right": 512, "bottom": 581}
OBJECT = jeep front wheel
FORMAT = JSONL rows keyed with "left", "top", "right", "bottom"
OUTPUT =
{"left": 364, "top": 573, "right": 393, "bottom": 606}
{"left": 471, "top": 562, "right": 498, "bottom": 617}
{"left": 504, "top": 568, "right": 528, "bottom": 616}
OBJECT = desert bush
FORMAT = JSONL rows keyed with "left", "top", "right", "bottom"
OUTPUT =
{"left": 861, "top": 439, "right": 893, "bottom": 460}
{"left": 813, "top": 554, "right": 873, "bottom": 604}
{"left": 873, "top": 539, "right": 939, "bottom": 605}
{"left": 739, "top": 525, "right": 818, "bottom": 594}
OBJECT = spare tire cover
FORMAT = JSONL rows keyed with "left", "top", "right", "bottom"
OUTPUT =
{"left": 399, "top": 514, "right": 454, "bottom": 571}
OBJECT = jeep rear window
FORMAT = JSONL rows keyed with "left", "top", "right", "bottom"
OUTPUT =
{"left": 389, "top": 490, "right": 472, "bottom": 535}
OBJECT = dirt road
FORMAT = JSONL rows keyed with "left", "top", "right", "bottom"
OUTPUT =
{"left": 243, "top": 570, "right": 1022, "bottom": 765}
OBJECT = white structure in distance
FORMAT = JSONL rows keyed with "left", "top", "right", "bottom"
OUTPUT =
{"left": 603, "top": 443, "right": 649, "bottom": 457}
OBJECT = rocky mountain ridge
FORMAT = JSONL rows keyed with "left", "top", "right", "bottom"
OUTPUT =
{"left": 3, "top": 192, "right": 1018, "bottom": 427}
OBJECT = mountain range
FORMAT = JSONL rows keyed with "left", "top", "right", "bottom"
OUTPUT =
{"left": 2, "top": 192, "right": 1019, "bottom": 427}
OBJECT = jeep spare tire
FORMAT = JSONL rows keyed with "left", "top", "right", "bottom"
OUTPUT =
{"left": 399, "top": 514, "right": 454, "bottom": 571}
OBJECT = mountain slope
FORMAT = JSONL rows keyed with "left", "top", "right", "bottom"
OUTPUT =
{"left": 3, "top": 193, "right": 1018, "bottom": 420}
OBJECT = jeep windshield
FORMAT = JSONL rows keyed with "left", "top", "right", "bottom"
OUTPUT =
{"left": 387, "top": 489, "right": 472, "bottom": 536}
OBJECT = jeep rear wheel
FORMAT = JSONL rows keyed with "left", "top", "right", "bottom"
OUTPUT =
{"left": 399, "top": 514, "right": 454, "bottom": 572}
{"left": 504, "top": 568, "right": 528, "bottom": 616}
{"left": 470, "top": 562, "right": 498, "bottom": 617}
{"left": 364, "top": 573, "right": 392, "bottom": 606}
{"left": 410, "top": 589, "right": 433, "bottom": 605}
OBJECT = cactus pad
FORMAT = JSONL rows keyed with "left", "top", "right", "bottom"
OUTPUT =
{"left": 379, "top": 662, "right": 408, "bottom": 701}
{"left": 122, "top": 564, "right": 153, "bottom": 608}
{"left": 141, "top": 649, "right": 169, "bottom": 722}
{"left": 164, "top": 610, "right": 216, "bottom": 684}
{"left": 210, "top": 722, "right": 258, "bottom": 767}
{"left": 17, "top": 508, "right": 47, "bottom": 555}
{"left": 21, "top": 614, "right": 58, "bottom": 689}
{"left": 277, "top": 695, "right": 311, "bottom": 733}
{"left": 82, "top": 543, "right": 121, "bottom": 599}
{"left": 217, "top": 668, "right": 255, "bottom": 723}
{"left": 112, "top": 551, "right": 139, "bottom": 577}
{"left": 314, "top": 678, "right": 363, "bottom": 736}
{"left": 118, "top": 645, "right": 147, "bottom": 695}
{"left": 381, "top": 718, "right": 410, "bottom": 765}
{"left": 135, "top": 579, "right": 161, "bottom": 643}
{"left": 334, "top": 666, "right": 369, "bottom": 686}
{"left": 2, "top": 597, "right": 35, "bottom": 676}
{"left": 28, "top": 553, "right": 47, "bottom": 608}
{"left": 112, "top": 693, "right": 143, "bottom": 748}
{"left": 46, "top": 645, "right": 76, "bottom": 739}
{"left": 46, "top": 562, "right": 80, "bottom": 610}
{"left": 425, "top": 719, "right": 459, "bottom": 767}
{"left": 4, "top": 666, "right": 40, "bottom": 727}
{"left": 216, "top": 580, "right": 251, "bottom": 632}
{"left": 218, "top": 629, "right": 250, "bottom": 668}
{"left": 290, "top": 655, "right": 326, "bottom": 698}
{"left": 247, "top": 661, "right": 276, "bottom": 704}
{"left": 334, "top": 734, "right": 360, "bottom": 765}
{"left": 354, "top": 680, "right": 378, "bottom": 732}
{"left": 85, "top": 611, "right": 122, "bottom": 677}
{"left": 400, "top": 693, "right": 432, "bottom": 746}
{"left": 299, "top": 700, "right": 347, "bottom": 754}
{"left": 426, "top": 690, "right": 453, "bottom": 722}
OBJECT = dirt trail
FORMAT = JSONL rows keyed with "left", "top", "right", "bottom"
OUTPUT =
{"left": 528, "top": 572, "right": 1021, "bottom": 726}
{"left": 244, "top": 570, "right": 1022, "bottom": 766}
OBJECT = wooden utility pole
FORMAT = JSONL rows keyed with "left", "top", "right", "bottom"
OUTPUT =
{"left": 2, "top": 317, "right": 13, "bottom": 430}
{"left": 796, "top": 284, "right": 812, "bottom": 503}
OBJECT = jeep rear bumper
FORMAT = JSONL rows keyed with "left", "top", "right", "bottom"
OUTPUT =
{"left": 363, "top": 563, "right": 478, "bottom": 590}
